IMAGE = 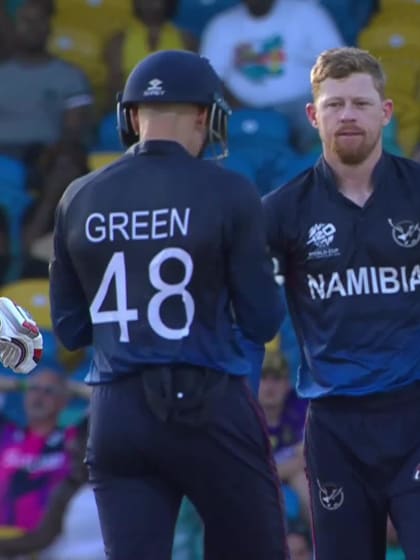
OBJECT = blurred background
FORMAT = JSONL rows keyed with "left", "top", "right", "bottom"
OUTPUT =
{"left": 0, "top": 0, "right": 416, "bottom": 558}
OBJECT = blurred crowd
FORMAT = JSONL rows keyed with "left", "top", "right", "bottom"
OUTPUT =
{"left": 0, "top": 0, "right": 418, "bottom": 558}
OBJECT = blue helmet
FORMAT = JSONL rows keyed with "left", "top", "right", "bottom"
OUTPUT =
{"left": 116, "top": 49, "right": 231, "bottom": 156}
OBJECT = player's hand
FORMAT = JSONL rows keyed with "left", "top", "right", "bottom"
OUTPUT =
{"left": 0, "top": 297, "right": 43, "bottom": 374}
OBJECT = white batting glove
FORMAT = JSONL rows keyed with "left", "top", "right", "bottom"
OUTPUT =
{"left": 0, "top": 297, "right": 43, "bottom": 375}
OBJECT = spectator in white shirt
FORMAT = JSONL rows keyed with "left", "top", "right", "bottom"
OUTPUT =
{"left": 200, "top": 0, "right": 344, "bottom": 153}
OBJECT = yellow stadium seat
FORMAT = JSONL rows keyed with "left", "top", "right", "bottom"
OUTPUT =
{"left": 49, "top": 0, "right": 133, "bottom": 107}
{"left": 358, "top": 11, "right": 420, "bottom": 157}
{"left": 376, "top": 2, "right": 420, "bottom": 17}
{"left": 88, "top": 151, "right": 122, "bottom": 170}
{"left": 0, "top": 278, "right": 51, "bottom": 329}
{"left": 391, "top": 94, "right": 420, "bottom": 156}
{"left": 0, "top": 278, "right": 89, "bottom": 373}
{"left": 358, "top": 15, "right": 420, "bottom": 106}
{"left": 358, "top": 13, "right": 420, "bottom": 55}
{"left": 52, "top": 0, "right": 132, "bottom": 39}
{"left": 376, "top": 53, "right": 420, "bottom": 99}
{"left": 49, "top": 24, "right": 107, "bottom": 99}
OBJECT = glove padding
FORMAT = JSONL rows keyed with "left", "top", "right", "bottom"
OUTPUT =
{"left": 0, "top": 297, "right": 43, "bottom": 374}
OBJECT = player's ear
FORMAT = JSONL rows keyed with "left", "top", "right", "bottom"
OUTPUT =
{"left": 382, "top": 98, "right": 393, "bottom": 127}
{"left": 129, "top": 108, "right": 140, "bottom": 135}
{"left": 195, "top": 106, "right": 208, "bottom": 128}
{"left": 306, "top": 102, "right": 318, "bottom": 129}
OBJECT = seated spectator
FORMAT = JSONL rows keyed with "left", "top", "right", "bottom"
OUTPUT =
{"left": 48, "top": 0, "right": 132, "bottom": 114}
{"left": 0, "top": 367, "right": 82, "bottom": 544}
{"left": 40, "top": 418, "right": 105, "bottom": 560}
{"left": 0, "top": 0, "right": 93, "bottom": 163}
{"left": 22, "top": 140, "right": 90, "bottom": 270}
{"left": 0, "top": 379, "right": 201, "bottom": 560}
{"left": 200, "top": 0, "right": 344, "bottom": 153}
{"left": 104, "top": 0, "right": 197, "bottom": 112}
{"left": 0, "top": 140, "right": 89, "bottom": 286}
{"left": 0, "top": 414, "right": 102, "bottom": 559}
{"left": 258, "top": 351, "right": 310, "bottom": 522}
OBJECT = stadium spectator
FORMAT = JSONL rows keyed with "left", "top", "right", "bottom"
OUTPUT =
{"left": 258, "top": 351, "right": 310, "bottom": 522}
{"left": 0, "top": 0, "right": 93, "bottom": 164}
{"left": 0, "top": 368, "right": 79, "bottom": 541}
{"left": 200, "top": 0, "right": 344, "bottom": 153}
{"left": 0, "top": 414, "right": 98, "bottom": 559}
{"left": 104, "top": 0, "right": 197, "bottom": 112}
{"left": 22, "top": 140, "right": 89, "bottom": 274}
{"left": 0, "top": 140, "right": 90, "bottom": 286}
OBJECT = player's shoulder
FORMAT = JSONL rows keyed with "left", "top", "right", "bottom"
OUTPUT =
{"left": 58, "top": 153, "right": 129, "bottom": 214}
{"left": 381, "top": 151, "right": 420, "bottom": 197}
{"left": 385, "top": 151, "right": 420, "bottom": 175}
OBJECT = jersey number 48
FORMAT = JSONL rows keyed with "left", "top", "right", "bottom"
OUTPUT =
{"left": 89, "top": 249, "right": 194, "bottom": 342}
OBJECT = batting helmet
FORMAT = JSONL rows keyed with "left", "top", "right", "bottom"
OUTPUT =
{"left": 116, "top": 49, "right": 231, "bottom": 157}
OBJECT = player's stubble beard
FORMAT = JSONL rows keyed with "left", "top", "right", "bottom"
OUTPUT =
{"left": 331, "top": 127, "right": 382, "bottom": 165}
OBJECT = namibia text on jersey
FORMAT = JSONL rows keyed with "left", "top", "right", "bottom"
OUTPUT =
{"left": 307, "top": 265, "right": 420, "bottom": 300}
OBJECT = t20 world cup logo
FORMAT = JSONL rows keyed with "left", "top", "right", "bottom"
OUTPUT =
{"left": 307, "top": 223, "right": 336, "bottom": 248}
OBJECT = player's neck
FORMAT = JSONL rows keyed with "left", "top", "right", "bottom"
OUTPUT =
{"left": 325, "top": 145, "right": 382, "bottom": 207}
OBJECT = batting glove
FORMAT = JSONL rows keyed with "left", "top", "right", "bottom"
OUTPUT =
{"left": 0, "top": 297, "right": 43, "bottom": 374}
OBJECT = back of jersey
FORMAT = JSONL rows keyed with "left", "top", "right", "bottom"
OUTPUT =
{"left": 51, "top": 141, "right": 280, "bottom": 382}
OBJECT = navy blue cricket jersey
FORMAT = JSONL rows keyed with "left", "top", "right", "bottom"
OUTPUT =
{"left": 263, "top": 152, "right": 420, "bottom": 398}
{"left": 50, "top": 140, "right": 281, "bottom": 383}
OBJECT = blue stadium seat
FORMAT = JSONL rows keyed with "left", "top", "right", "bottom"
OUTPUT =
{"left": 228, "top": 107, "right": 291, "bottom": 148}
{"left": 0, "top": 155, "right": 30, "bottom": 231}
{"left": 0, "top": 156, "right": 32, "bottom": 281}
{"left": 223, "top": 153, "right": 256, "bottom": 183}
{"left": 224, "top": 108, "right": 296, "bottom": 195}
{"left": 282, "top": 483, "right": 302, "bottom": 522}
{"left": 382, "top": 116, "right": 404, "bottom": 156}
{"left": 95, "top": 111, "right": 122, "bottom": 152}
{"left": 320, "top": 0, "right": 377, "bottom": 45}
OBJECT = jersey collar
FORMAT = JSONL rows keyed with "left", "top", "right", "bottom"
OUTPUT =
{"left": 128, "top": 140, "right": 190, "bottom": 157}
{"left": 316, "top": 151, "right": 389, "bottom": 203}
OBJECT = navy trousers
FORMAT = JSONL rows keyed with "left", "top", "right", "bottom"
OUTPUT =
{"left": 305, "top": 382, "right": 420, "bottom": 560}
{"left": 86, "top": 367, "right": 288, "bottom": 560}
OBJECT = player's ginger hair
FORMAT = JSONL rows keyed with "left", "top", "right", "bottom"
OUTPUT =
{"left": 310, "top": 47, "right": 387, "bottom": 101}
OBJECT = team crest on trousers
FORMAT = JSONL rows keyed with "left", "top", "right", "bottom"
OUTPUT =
{"left": 388, "top": 219, "right": 420, "bottom": 248}
{"left": 317, "top": 479, "right": 344, "bottom": 511}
